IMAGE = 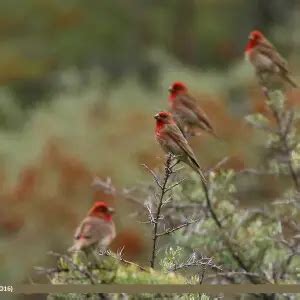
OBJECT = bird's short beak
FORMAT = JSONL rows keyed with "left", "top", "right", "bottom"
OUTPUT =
{"left": 107, "top": 207, "right": 115, "bottom": 214}
{"left": 168, "top": 86, "right": 173, "bottom": 93}
{"left": 248, "top": 34, "right": 253, "bottom": 40}
{"left": 154, "top": 113, "right": 160, "bottom": 120}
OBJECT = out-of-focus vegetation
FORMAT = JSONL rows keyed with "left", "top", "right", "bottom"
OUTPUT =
{"left": 1, "top": 1, "right": 300, "bottom": 299}
{"left": 48, "top": 88, "right": 300, "bottom": 300}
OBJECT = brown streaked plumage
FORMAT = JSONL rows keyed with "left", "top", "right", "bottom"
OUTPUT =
{"left": 245, "top": 30, "right": 298, "bottom": 88}
{"left": 168, "top": 82, "right": 218, "bottom": 138}
{"left": 154, "top": 111, "right": 207, "bottom": 184}
{"left": 69, "top": 201, "right": 116, "bottom": 252}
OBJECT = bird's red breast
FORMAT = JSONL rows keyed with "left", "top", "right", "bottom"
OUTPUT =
{"left": 89, "top": 211, "right": 112, "bottom": 222}
{"left": 155, "top": 120, "right": 165, "bottom": 136}
{"left": 88, "top": 201, "right": 113, "bottom": 222}
{"left": 245, "top": 30, "right": 264, "bottom": 53}
{"left": 245, "top": 39, "right": 257, "bottom": 53}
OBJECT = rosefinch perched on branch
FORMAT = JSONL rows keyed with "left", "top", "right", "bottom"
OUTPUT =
{"left": 69, "top": 201, "right": 116, "bottom": 252}
{"left": 168, "top": 82, "right": 218, "bottom": 138}
{"left": 154, "top": 111, "right": 221, "bottom": 228}
{"left": 245, "top": 30, "right": 298, "bottom": 89}
{"left": 154, "top": 111, "right": 207, "bottom": 184}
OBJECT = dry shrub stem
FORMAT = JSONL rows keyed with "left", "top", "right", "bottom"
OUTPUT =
{"left": 200, "top": 179, "right": 266, "bottom": 284}
{"left": 99, "top": 248, "right": 148, "bottom": 272}
{"left": 146, "top": 154, "right": 174, "bottom": 268}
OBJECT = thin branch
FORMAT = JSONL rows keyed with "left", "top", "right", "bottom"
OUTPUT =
{"left": 165, "top": 178, "right": 186, "bottom": 193}
{"left": 99, "top": 248, "right": 148, "bottom": 272}
{"left": 141, "top": 164, "right": 163, "bottom": 189}
{"left": 205, "top": 156, "right": 230, "bottom": 175}
{"left": 145, "top": 202, "right": 156, "bottom": 224}
{"left": 200, "top": 171, "right": 267, "bottom": 284}
{"left": 200, "top": 179, "right": 222, "bottom": 228}
{"left": 169, "top": 252, "right": 222, "bottom": 273}
{"left": 146, "top": 153, "right": 174, "bottom": 268}
{"left": 92, "top": 176, "right": 144, "bottom": 210}
{"left": 91, "top": 177, "right": 116, "bottom": 195}
{"left": 156, "top": 218, "right": 201, "bottom": 237}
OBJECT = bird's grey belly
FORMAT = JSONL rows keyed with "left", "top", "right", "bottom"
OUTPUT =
{"left": 251, "top": 52, "right": 277, "bottom": 72}
{"left": 175, "top": 105, "right": 199, "bottom": 125}
{"left": 157, "top": 135, "right": 183, "bottom": 157}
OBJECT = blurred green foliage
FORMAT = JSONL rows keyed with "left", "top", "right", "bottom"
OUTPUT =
{"left": 44, "top": 251, "right": 212, "bottom": 299}
{"left": 46, "top": 86, "right": 300, "bottom": 300}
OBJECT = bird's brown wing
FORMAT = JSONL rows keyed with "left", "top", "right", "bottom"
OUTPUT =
{"left": 74, "top": 216, "right": 115, "bottom": 248}
{"left": 257, "top": 40, "right": 289, "bottom": 73}
{"left": 176, "top": 93, "right": 213, "bottom": 131}
{"left": 164, "top": 123, "right": 200, "bottom": 169}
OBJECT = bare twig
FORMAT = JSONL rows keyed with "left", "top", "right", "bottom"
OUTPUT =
{"left": 142, "top": 154, "right": 199, "bottom": 269}
{"left": 145, "top": 153, "right": 175, "bottom": 268}
{"left": 99, "top": 248, "right": 148, "bottom": 272}
{"left": 165, "top": 178, "right": 186, "bottom": 193}
{"left": 201, "top": 167, "right": 269, "bottom": 285}
{"left": 91, "top": 177, "right": 116, "bottom": 195}
{"left": 169, "top": 252, "right": 222, "bottom": 273}
{"left": 205, "top": 156, "right": 230, "bottom": 175}
{"left": 200, "top": 179, "right": 222, "bottom": 228}
{"left": 92, "top": 176, "right": 145, "bottom": 209}
{"left": 141, "top": 164, "right": 163, "bottom": 189}
{"left": 156, "top": 218, "right": 201, "bottom": 237}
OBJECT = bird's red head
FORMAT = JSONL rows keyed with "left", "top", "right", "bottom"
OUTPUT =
{"left": 168, "top": 82, "right": 188, "bottom": 100}
{"left": 154, "top": 111, "right": 175, "bottom": 124}
{"left": 246, "top": 30, "right": 264, "bottom": 51}
{"left": 249, "top": 30, "right": 264, "bottom": 41}
{"left": 88, "top": 201, "right": 114, "bottom": 222}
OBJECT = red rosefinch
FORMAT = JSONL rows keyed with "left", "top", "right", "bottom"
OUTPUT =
{"left": 154, "top": 111, "right": 207, "bottom": 184}
{"left": 245, "top": 30, "right": 298, "bottom": 88}
{"left": 69, "top": 201, "right": 116, "bottom": 252}
{"left": 168, "top": 81, "right": 217, "bottom": 138}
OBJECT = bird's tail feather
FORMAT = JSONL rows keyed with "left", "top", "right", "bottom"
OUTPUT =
{"left": 284, "top": 74, "right": 298, "bottom": 88}
{"left": 187, "top": 156, "right": 208, "bottom": 185}
{"left": 196, "top": 167, "right": 208, "bottom": 185}
{"left": 209, "top": 130, "right": 226, "bottom": 143}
